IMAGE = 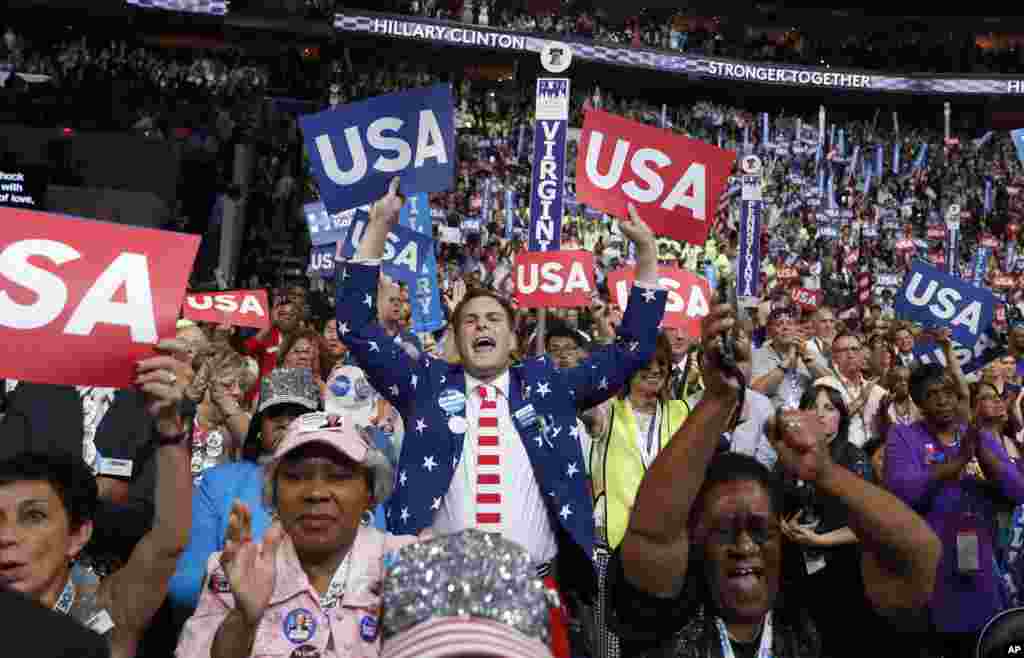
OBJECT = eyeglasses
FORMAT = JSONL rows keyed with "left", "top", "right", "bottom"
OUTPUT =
{"left": 548, "top": 346, "right": 579, "bottom": 357}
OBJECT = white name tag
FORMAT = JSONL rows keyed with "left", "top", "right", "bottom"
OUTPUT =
{"left": 98, "top": 457, "right": 133, "bottom": 478}
{"left": 86, "top": 609, "right": 115, "bottom": 635}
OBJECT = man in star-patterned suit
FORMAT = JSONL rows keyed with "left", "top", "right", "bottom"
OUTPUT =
{"left": 335, "top": 179, "right": 666, "bottom": 628}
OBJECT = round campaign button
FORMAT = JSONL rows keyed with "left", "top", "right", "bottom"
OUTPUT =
{"left": 540, "top": 41, "right": 572, "bottom": 74}
{"left": 283, "top": 609, "right": 317, "bottom": 645}
{"left": 190, "top": 454, "right": 204, "bottom": 473}
{"left": 206, "top": 432, "right": 224, "bottom": 450}
{"left": 448, "top": 416, "right": 468, "bottom": 435}
{"left": 741, "top": 154, "right": 763, "bottom": 175}
{"left": 438, "top": 389, "right": 467, "bottom": 416}
{"left": 360, "top": 615, "right": 379, "bottom": 642}
{"left": 206, "top": 442, "right": 223, "bottom": 458}
{"left": 328, "top": 375, "right": 352, "bottom": 399}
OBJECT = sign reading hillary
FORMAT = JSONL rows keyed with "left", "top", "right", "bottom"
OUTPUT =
{"left": 412, "top": 249, "right": 444, "bottom": 333}
{"left": 183, "top": 290, "right": 270, "bottom": 330}
{"left": 576, "top": 109, "right": 736, "bottom": 245}
{"left": 399, "top": 192, "right": 432, "bottom": 234}
{"left": 528, "top": 78, "right": 570, "bottom": 252}
{"left": 514, "top": 251, "right": 595, "bottom": 308}
{"left": 895, "top": 259, "right": 1000, "bottom": 350}
{"left": 300, "top": 84, "right": 455, "bottom": 213}
{"left": 0, "top": 208, "right": 199, "bottom": 387}
{"left": 607, "top": 265, "right": 711, "bottom": 338}
{"left": 337, "top": 213, "right": 433, "bottom": 284}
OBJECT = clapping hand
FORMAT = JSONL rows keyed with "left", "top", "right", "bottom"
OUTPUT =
{"left": 221, "top": 500, "right": 284, "bottom": 626}
{"left": 781, "top": 513, "right": 823, "bottom": 547}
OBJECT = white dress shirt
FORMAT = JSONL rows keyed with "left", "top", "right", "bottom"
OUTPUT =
{"left": 431, "top": 370, "right": 558, "bottom": 564}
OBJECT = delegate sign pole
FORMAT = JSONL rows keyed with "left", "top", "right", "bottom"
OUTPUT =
{"left": 736, "top": 155, "right": 765, "bottom": 305}
{"left": 531, "top": 42, "right": 573, "bottom": 356}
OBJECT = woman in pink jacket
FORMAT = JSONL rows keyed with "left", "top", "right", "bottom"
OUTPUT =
{"left": 176, "top": 412, "right": 416, "bottom": 658}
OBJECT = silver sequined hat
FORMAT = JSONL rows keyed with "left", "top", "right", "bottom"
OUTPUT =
{"left": 380, "top": 530, "right": 554, "bottom": 658}
{"left": 257, "top": 367, "right": 320, "bottom": 414}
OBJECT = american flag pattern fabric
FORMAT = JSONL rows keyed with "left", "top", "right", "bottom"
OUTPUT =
{"left": 335, "top": 262, "right": 666, "bottom": 595}
{"left": 475, "top": 384, "right": 502, "bottom": 529}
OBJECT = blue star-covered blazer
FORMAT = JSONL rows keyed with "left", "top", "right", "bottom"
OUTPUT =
{"left": 336, "top": 262, "right": 667, "bottom": 598}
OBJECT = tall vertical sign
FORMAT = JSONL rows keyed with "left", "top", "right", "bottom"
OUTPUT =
{"left": 505, "top": 188, "right": 516, "bottom": 240}
{"left": 528, "top": 78, "right": 570, "bottom": 252}
{"left": 945, "top": 204, "right": 960, "bottom": 276}
{"left": 736, "top": 155, "right": 764, "bottom": 302}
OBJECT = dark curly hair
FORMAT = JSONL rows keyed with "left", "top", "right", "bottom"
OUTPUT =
{"left": 0, "top": 452, "right": 99, "bottom": 530}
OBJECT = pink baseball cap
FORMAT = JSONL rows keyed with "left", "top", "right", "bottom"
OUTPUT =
{"left": 381, "top": 618, "right": 553, "bottom": 658}
{"left": 270, "top": 412, "right": 394, "bottom": 502}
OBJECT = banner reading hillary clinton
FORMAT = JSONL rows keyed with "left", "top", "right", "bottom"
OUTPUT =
{"left": 300, "top": 84, "right": 456, "bottom": 214}
{"left": 528, "top": 78, "right": 570, "bottom": 252}
{"left": 576, "top": 109, "right": 735, "bottom": 245}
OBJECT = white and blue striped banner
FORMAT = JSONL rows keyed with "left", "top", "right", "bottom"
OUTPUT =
{"left": 528, "top": 78, "right": 570, "bottom": 252}
{"left": 126, "top": 0, "right": 228, "bottom": 14}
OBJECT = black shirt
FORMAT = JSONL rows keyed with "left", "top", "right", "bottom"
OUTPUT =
{"left": 605, "top": 546, "right": 821, "bottom": 658}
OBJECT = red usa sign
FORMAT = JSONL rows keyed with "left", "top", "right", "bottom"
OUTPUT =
{"left": 926, "top": 226, "right": 946, "bottom": 240}
{"left": 183, "top": 290, "right": 270, "bottom": 329}
{"left": 576, "top": 110, "right": 735, "bottom": 246}
{"left": 790, "top": 287, "right": 822, "bottom": 312}
{"left": 513, "top": 251, "right": 595, "bottom": 309}
{"left": 607, "top": 265, "right": 710, "bottom": 338}
{"left": 0, "top": 208, "right": 199, "bottom": 387}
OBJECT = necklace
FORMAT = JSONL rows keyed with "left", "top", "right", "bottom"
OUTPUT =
{"left": 716, "top": 611, "right": 773, "bottom": 658}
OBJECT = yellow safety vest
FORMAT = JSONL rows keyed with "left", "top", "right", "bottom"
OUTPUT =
{"left": 591, "top": 397, "right": 688, "bottom": 550}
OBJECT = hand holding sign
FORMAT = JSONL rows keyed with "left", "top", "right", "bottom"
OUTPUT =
{"left": 370, "top": 176, "right": 405, "bottom": 229}
{"left": 135, "top": 339, "right": 194, "bottom": 438}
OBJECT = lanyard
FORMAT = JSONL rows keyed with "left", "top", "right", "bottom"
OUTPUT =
{"left": 715, "top": 611, "right": 772, "bottom": 658}
{"left": 638, "top": 404, "right": 661, "bottom": 469}
{"left": 54, "top": 576, "right": 75, "bottom": 615}
{"left": 319, "top": 550, "right": 353, "bottom": 610}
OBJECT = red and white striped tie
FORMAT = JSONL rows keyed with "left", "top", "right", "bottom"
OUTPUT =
{"left": 475, "top": 384, "right": 502, "bottom": 531}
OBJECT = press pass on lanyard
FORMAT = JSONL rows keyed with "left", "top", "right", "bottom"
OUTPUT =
{"left": 957, "top": 512, "right": 981, "bottom": 575}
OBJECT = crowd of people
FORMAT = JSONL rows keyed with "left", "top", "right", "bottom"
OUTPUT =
{"left": 388, "top": 0, "right": 1021, "bottom": 74}
{"left": 5, "top": 7, "right": 1024, "bottom": 658}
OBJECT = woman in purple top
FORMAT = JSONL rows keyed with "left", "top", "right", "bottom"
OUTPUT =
{"left": 886, "top": 363, "right": 1024, "bottom": 658}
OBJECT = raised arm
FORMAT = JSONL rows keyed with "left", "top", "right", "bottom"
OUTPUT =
{"left": 773, "top": 411, "right": 941, "bottom": 615}
{"left": 101, "top": 340, "right": 195, "bottom": 655}
{"left": 565, "top": 204, "right": 667, "bottom": 410}
{"left": 934, "top": 328, "right": 970, "bottom": 421}
{"left": 338, "top": 177, "right": 430, "bottom": 411}
{"left": 619, "top": 303, "right": 742, "bottom": 597}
